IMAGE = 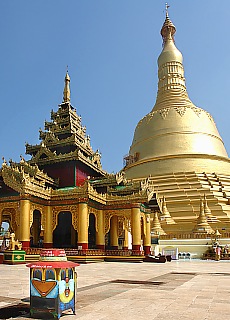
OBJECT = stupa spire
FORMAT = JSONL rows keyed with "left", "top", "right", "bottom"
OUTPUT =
{"left": 160, "top": 196, "right": 175, "bottom": 224}
{"left": 151, "top": 212, "right": 166, "bottom": 235}
{"left": 63, "top": 68, "right": 71, "bottom": 103}
{"left": 193, "top": 198, "right": 214, "bottom": 234}
{"left": 161, "top": 3, "right": 176, "bottom": 45}
{"left": 204, "top": 194, "right": 220, "bottom": 223}
{"left": 154, "top": 7, "right": 191, "bottom": 110}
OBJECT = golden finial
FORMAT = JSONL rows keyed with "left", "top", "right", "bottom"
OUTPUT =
{"left": 63, "top": 67, "right": 71, "bottom": 103}
{"left": 161, "top": 3, "right": 176, "bottom": 45}
{"left": 165, "top": 3, "right": 170, "bottom": 17}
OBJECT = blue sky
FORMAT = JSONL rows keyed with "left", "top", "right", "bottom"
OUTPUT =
{"left": 1, "top": 1, "right": 230, "bottom": 173}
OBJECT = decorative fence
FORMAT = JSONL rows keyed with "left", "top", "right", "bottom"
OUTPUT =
{"left": 160, "top": 232, "right": 230, "bottom": 240}
{"left": 24, "top": 248, "right": 145, "bottom": 256}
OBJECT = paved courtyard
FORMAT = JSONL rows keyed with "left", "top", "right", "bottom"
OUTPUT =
{"left": 0, "top": 260, "right": 230, "bottom": 319}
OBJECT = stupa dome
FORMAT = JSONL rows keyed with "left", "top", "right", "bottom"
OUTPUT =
{"left": 124, "top": 12, "right": 230, "bottom": 179}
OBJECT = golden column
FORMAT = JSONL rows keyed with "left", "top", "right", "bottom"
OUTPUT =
{"left": 131, "top": 204, "right": 141, "bottom": 252}
{"left": 123, "top": 228, "right": 129, "bottom": 250}
{"left": 110, "top": 215, "right": 118, "bottom": 250}
{"left": 19, "top": 199, "right": 31, "bottom": 248}
{"left": 44, "top": 206, "right": 53, "bottom": 248}
{"left": 143, "top": 214, "right": 151, "bottom": 255}
{"left": 96, "top": 210, "right": 105, "bottom": 250}
{"left": 15, "top": 208, "right": 20, "bottom": 240}
{"left": 78, "top": 202, "right": 88, "bottom": 250}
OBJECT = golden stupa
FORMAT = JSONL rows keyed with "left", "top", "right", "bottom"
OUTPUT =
{"left": 124, "top": 9, "right": 230, "bottom": 234}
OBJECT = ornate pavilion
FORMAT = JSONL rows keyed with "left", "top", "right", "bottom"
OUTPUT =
{"left": 0, "top": 72, "right": 155, "bottom": 260}
{"left": 1, "top": 8, "right": 230, "bottom": 260}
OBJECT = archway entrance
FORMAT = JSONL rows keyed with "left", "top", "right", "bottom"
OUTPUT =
{"left": 1, "top": 208, "right": 17, "bottom": 236}
{"left": 30, "top": 210, "right": 41, "bottom": 247}
{"left": 1, "top": 221, "right": 9, "bottom": 234}
{"left": 53, "top": 212, "right": 77, "bottom": 248}
{"left": 88, "top": 213, "right": 96, "bottom": 249}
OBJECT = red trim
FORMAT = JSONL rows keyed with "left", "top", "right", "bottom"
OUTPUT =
{"left": 131, "top": 203, "right": 140, "bottom": 209}
{"left": 96, "top": 245, "right": 105, "bottom": 250}
{"left": 122, "top": 246, "right": 128, "bottom": 251}
{"left": 78, "top": 243, "right": 88, "bottom": 250}
{"left": 40, "top": 249, "right": 66, "bottom": 257}
{"left": 132, "top": 244, "right": 141, "bottom": 251}
{"left": 21, "top": 241, "right": 30, "bottom": 249}
{"left": 144, "top": 246, "right": 151, "bottom": 255}
{"left": 43, "top": 243, "right": 53, "bottom": 248}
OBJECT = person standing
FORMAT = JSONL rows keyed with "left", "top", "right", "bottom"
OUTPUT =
{"left": 215, "top": 246, "right": 221, "bottom": 261}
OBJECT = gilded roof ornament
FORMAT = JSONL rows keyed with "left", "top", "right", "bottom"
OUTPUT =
{"left": 63, "top": 69, "right": 71, "bottom": 103}
{"left": 161, "top": 3, "right": 176, "bottom": 45}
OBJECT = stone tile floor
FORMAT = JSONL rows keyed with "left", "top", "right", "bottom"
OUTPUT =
{"left": 0, "top": 260, "right": 230, "bottom": 319}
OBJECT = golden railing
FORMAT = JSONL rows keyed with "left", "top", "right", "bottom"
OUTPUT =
{"left": 160, "top": 232, "right": 230, "bottom": 240}
{"left": 24, "top": 248, "right": 145, "bottom": 256}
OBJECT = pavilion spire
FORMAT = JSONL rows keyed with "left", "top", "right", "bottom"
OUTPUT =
{"left": 63, "top": 69, "right": 71, "bottom": 103}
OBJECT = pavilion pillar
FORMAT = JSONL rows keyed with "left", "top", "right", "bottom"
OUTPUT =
{"left": 143, "top": 214, "right": 151, "bottom": 255}
{"left": 131, "top": 205, "right": 141, "bottom": 253}
{"left": 78, "top": 202, "right": 88, "bottom": 250}
{"left": 15, "top": 222, "right": 20, "bottom": 241}
{"left": 110, "top": 215, "right": 118, "bottom": 250}
{"left": 44, "top": 206, "right": 53, "bottom": 248}
{"left": 96, "top": 210, "right": 105, "bottom": 250}
{"left": 19, "top": 199, "right": 31, "bottom": 249}
{"left": 123, "top": 228, "right": 129, "bottom": 250}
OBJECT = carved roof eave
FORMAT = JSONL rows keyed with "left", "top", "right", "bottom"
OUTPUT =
{"left": 48, "top": 114, "right": 80, "bottom": 127}
{"left": 107, "top": 177, "right": 154, "bottom": 196}
{"left": 29, "top": 149, "right": 106, "bottom": 176}
{"left": 52, "top": 106, "right": 81, "bottom": 126}
{"left": 106, "top": 188, "right": 154, "bottom": 205}
{"left": 50, "top": 180, "right": 154, "bottom": 205}
{"left": 51, "top": 182, "right": 107, "bottom": 204}
{"left": 44, "top": 125, "right": 71, "bottom": 135}
{"left": 26, "top": 138, "right": 93, "bottom": 158}
{"left": 90, "top": 172, "right": 126, "bottom": 187}
{"left": 1, "top": 163, "right": 54, "bottom": 200}
{"left": 55, "top": 102, "right": 75, "bottom": 114}
{"left": 23, "top": 183, "right": 52, "bottom": 200}
{"left": 89, "top": 180, "right": 154, "bottom": 205}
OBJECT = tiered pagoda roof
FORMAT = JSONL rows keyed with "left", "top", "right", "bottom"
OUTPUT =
{"left": 0, "top": 72, "right": 156, "bottom": 208}
{"left": 26, "top": 72, "right": 105, "bottom": 176}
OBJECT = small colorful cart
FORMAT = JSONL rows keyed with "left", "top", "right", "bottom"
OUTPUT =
{"left": 27, "top": 248, "right": 79, "bottom": 319}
